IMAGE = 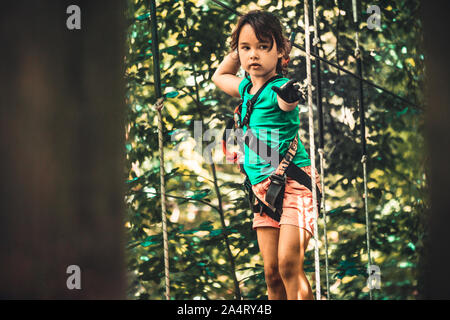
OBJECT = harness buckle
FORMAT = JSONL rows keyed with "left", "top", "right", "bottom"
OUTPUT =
{"left": 234, "top": 113, "right": 241, "bottom": 128}
{"left": 269, "top": 173, "right": 286, "bottom": 185}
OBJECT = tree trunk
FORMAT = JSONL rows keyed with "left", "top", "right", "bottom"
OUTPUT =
{"left": 0, "top": 0, "right": 126, "bottom": 299}
{"left": 421, "top": 0, "right": 450, "bottom": 299}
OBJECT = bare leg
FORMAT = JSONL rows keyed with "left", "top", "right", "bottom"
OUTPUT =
{"left": 278, "top": 225, "right": 313, "bottom": 300}
{"left": 256, "top": 227, "right": 287, "bottom": 300}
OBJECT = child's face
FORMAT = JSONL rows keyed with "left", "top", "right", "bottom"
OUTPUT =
{"left": 238, "top": 24, "right": 283, "bottom": 78}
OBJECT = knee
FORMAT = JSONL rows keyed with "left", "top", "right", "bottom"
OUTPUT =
{"left": 279, "top": 257, "right": 302, "bottom": 280}
{"left": 264, "top": 264, "right": 283, "bottom": 288}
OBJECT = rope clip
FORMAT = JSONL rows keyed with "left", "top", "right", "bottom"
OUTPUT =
{"left": 153, "top": 97, "right": 165, "bottom": 111}
{"left": 313, "top": 37, "right": 320, "bottom": 47}
{"left": 361, "top": 155, "right": 368, "bottom": 164}
{"left": 354, "top": 47, "right": 361, "bottom": 59}
{"left": 318, "top": 148, "right": 325, "bottom": 157}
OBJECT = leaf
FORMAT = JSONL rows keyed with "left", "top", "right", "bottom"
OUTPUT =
{"left": 190, "top": 190, "right": 210, "bottom": 200}
{"left": 136, "top": 13, "right": 150, "bottom": 21}
{"left": 140, "top": 240, "right": 159, "bottom": 247}
{"left": 396, "top": 107, "right": 408, "bottom": 117}
{"left": 198, "top": 221, "right": 214, "bottom": 231}
{"left": 126, "top": 240, "right": 141, "bottom": 249}
{"left": 126, "top": 176, "right": 140, "bottom": 184}
{"left": 328, "top": 204, "right": 352, "bottom": 215}
{"left": 179, "top": 229, "right": 198, "bottom": 235}
{"left": 220, "top": 181, "right": 244, "bottom": 189}
{"left": 209, "top": 229, "right": 223, "bottom": 237}
{"left": 165, "top": 91, "right": 179, "bottom": 98}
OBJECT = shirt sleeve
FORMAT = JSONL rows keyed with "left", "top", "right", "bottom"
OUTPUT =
{"left": 238, "top": 76, "right": 251, "bottom": 99}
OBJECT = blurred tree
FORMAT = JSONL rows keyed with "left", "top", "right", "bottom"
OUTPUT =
{"left": 421, "top": 0, "right": 450, "bottom": 299}
{"left": 0, "top": 0, "right": 127, "bottom": 298}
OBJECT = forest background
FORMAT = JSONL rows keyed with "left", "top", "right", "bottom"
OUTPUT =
{"left": 123, "top": 0, "right": 426, "bottom": 300}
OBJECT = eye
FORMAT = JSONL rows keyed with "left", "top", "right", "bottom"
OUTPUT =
{"left": 260, "top": 45, "right": 268, "bottom": 49}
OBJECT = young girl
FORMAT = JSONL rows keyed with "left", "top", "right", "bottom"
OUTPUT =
{"left": 212, "top": 10, "right": 322, "bottom": 300}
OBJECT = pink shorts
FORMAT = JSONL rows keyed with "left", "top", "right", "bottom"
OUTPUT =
{"left": 251, "top": 165, "right": 322, "bottom": 237}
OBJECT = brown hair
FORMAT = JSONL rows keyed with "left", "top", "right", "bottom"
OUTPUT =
{"left": 229, "top": 10, "right": 291, "bottom": 77}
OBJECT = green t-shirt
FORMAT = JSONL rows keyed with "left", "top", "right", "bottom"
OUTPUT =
{"left": 238, "top": 75, "right": 311, "bottom": 185}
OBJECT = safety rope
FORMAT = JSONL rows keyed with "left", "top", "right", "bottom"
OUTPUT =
{"left": 150, "top": 0, "right": 170, "bottom": 300}
{"left": 312, "top": 0, "right": 319, "bottom": 47}
{"left": 351, "top": 0, "right": 373, "bottom": 300}
{"left": 303, "top": 0, "right": 321, "bottom": 301}
{"left": 312, "top": 0, "right": 331, "bottom": 300}
{"left": 154, "top": 97, "right": 170, "bottom": 300}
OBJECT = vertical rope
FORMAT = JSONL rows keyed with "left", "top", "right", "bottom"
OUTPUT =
{"left": 312, "top": 0, "right": 331, "bottom": 300}
{"left": 362, "top": 155, "right": 372, "bottom": 298}
{"left": 318, "top": 149, "right": 330, "bottom": 299}
{"left": 352, "top": 0, "right": 373, "bottom": 300}
{"left": 304, "top": 0, "right": 321, "bottom": 301}
{"left": 312, "top": 0, "right": 319, "bottom": 48}
{"left": 150, "top": 0, "right": 170, "bottom": 300}
{"left": 156, "top": 99, "right": 170, "bottom": 301}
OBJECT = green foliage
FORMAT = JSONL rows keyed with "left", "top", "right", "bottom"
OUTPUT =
{"left": 124, "top": 0, "right": 427, "bottom": 300}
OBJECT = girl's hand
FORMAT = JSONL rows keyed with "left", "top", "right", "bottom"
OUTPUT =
{"left": 271, "top": 79, "right": 304, "bottom": 103}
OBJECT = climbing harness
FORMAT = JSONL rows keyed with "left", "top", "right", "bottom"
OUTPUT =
{"left": 222, "top": 74, "right": 322, "bottom": 224}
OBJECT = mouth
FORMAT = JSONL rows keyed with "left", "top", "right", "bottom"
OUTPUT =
{"left": 249, "top": 64, "right": 261, "bottom": 68}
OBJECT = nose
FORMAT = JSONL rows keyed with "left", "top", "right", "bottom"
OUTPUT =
{"left": 249, "top": 48, "right": 259, "bottom": 60}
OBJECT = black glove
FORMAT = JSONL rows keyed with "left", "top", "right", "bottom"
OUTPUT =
{"left": 271, "top": 79, "right": 304, "bottom": 103}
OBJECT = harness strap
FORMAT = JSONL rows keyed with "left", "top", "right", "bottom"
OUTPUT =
{"left": 222, "top": 75, "right": 282, "bottom": 168}
{"left": 265, "top": 134, "right": 298, "bottom": 212}
{"left": 240, "top": 75, "right": 282, "bottom": 128}
{"left": 244, "top": 128, "right": 322, "bottom": 222}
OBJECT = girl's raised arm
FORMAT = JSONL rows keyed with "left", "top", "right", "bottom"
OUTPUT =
{"left": 212, "top": 51, "right": 243, "bottom": 98}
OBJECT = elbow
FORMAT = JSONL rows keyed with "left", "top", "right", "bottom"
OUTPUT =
{"left": 211, "top": 69, "right": 221, "bottom": 83}
{"left": 211, "top": 73, "right": 218, "bottom": 84}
